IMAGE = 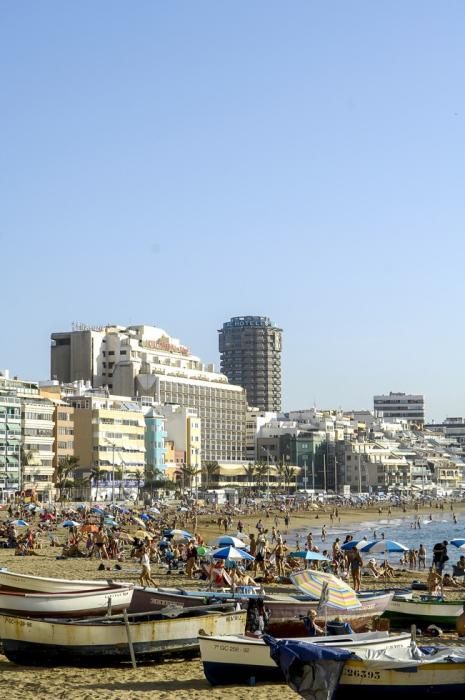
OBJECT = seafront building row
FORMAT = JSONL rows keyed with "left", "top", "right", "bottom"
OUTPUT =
{"left": 0, "top": 322, "right": 463, "bottom": 502}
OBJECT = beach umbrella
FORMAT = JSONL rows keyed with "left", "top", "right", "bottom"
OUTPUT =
{"left": 290, "top": 570, "right": 361, "bottom": 610}
{"left": 290, "top": 550, "right": 329, "bottom": 562}
{"left": 148, "top": 506, "right": 161, "bottom": 515}
{"left": 104, "top": 518, "right": 118, "bottom": 527}
{"left": 341, "top": 539, "right": 368, "bottom": 551}
{"left": 213, "top": 536, "right": 247, "bottom": 548}
{"left": 450, "top": 539, "right": 465, "bottom": 549}
{"left": 359, "top": 540, "right": 408, "bottom": 554}
{"left": 91, "top": 507, "right": 105, "bottom": 515}
{"left": 11, "top": 519, "right": 28, "bottom": 527}
{"left": 62, "top": 520, "right": 80, "bottom": 528}
{"left": 118, "top": 532, "right": 135, "bottom": 543}
{"left": 211, "top": 546, "right": 255, "bottom": 561}
{"left": 168, "top": 528, "right": 193, "bottom": 541}
{"left": 24, "top": 503, "right": 36, "bottom": 511}
{"left": 80, "top": 524, "right": 98, "bottom": 534}
{"left": 140, "top": 513, "right": 150, "bottom": 521}
{"left": 131, "top": 516, "right": 146, "bottom": 528}
{"left": 196, "top": 545, "right": 211, "bottom": 556}
{"left": 178, "top": 506, "right": 188, "bottom": 512}
{"left": 134, "top": 529, "right": 148, "bottom": 540}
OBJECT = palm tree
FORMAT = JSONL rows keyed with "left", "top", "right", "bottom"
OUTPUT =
{"left": 243, "top": 463, "right": 256, "bottom": 496}
{"left": 255, "top": 462, "right": 269, "bottom": 494}
{"left": 55, "top": 456, "right": 80, "bottom": 501}
{"left": 202, "top": 461, "right": 219, "bottom": 490}
{"left": 134, "top": 469, "right": 144, "bottom": 503}
{"left": 181, "top": 464, "right": 201, "bottom": 496}
{"left": 90, "top": 465, "right": 102, "bottom": 502}
{"left": 283, "top": 464, "right": 296, "bottom": 494}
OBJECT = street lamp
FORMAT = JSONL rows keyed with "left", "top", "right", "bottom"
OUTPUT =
{"left": 104, "top": 438, "right": 116, "bottom": 502}
{"left": 261, "top": 446, "right": 273, "bottom": 498}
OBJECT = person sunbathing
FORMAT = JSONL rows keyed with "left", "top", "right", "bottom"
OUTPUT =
{"left": 367, "top": 559, "right": 382, "bottom": 577}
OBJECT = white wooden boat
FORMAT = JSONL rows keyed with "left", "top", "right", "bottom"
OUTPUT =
{"left": 0, "top": 605, "right": 247, "bottom": 665}
{"left": 200, "top": 630, "right": 413, "bottom": 685}
{"left": 0, "top": 569, "right": 127, "bottom": 594}
{"left": 0, "top": 586, "right": 134, "bottom": 617}
{"left": 267, "top": 635, "right": 465, "bottom": 699}
{"left": 383, "top": 593, "right": 465, "bottom": 628}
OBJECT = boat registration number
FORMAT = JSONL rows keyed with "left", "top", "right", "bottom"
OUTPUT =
{"left": 3, "top": 616, "right": 32, "bottom": 628}
{"left": 344, "top": 668, "right": 381, "bottom": 680}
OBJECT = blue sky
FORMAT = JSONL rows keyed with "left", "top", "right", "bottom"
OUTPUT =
{"left": 1, "top": 2, "right": 465, "bottom": 420}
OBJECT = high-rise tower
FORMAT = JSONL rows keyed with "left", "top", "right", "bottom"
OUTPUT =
{"left": 218, "top": 316, "right": 282, "bottom": 411}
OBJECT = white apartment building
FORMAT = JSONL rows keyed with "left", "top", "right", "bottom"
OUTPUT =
{"left": 245, "top": 407, "right": 277, "bottom": 461}
{"left": 373, "top": 392, "right": 424, "bottom": 428}
{"left": 0, "top": 371, "right": 55, "bottom": 499}
{"left": 344, "top": 440, "right": 411, "bottom": 493}
{"left": 51, "top": 324, "right": 246, "bottom": 461}
{"left": 21, "top": 399, "right": 55, "bottom": 498}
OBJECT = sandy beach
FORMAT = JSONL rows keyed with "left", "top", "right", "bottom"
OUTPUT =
{"left": 0, "top": 499, "right": 463, "bottom": 699}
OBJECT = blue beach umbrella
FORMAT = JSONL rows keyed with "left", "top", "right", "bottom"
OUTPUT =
{"left": 140, "top": 513, "right": 150, "bottom": 521}
{"left": 168, "top": 528, "right": 193, "bottom": 540}
{"left": 11, "top": 519, "right": 29, "bottom": 527}
{"left": 91, "top": 507, "right": 105, "bottom": 515}
{"left": 211, "top": 546, "right": 255, "bottom": 561}
{"left": 359, "top": 539, "right": 408, "bottom": 554}
{"left": 450, "top": 539, "right": 465, "bottom": 549}
{"left": 290, "top": 550, "right": 329, "bottom": 561}
{"left": 63, "top": 520, "right": 80, "bottom": 528}
{"left": 341, "top": 540, "right": 367, "bottom": 551}
{"left": 213, "top": 536, "right": 247, "bottom": 548}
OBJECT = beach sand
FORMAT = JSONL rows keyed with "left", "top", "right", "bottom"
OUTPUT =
{"left": 0, "top": 499, "right": 463, "bottom": 698}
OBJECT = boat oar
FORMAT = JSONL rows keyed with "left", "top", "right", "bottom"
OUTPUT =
{"left": 123, "top": 608, "right": 137, "bottom": 669}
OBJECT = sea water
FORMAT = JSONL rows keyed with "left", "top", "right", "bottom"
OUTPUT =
{"left": 287, "top": 512, "right": 464, "bottom": 570}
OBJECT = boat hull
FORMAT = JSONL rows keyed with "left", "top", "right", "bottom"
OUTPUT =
{"left": 383, "top": 597, "right": 465, "bottom": 628}
{"left": 0, "top": 586, "right": 134, "bottom": 617}
{"left": 0, "top": 609, "right": 247, "bottom": 665}
{"left": 0, "top": 570, "right": 126, "bottom": 594}
{"left": 334, "top": 659, "right": 465, "bottom": 698}
{"left": 200, "top": 631, "right": 412, "bottom": 686}
{"left": 265, "top": 591, "right": 393, "bottom": 632}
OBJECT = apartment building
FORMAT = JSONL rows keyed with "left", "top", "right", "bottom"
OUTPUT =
{"left": 344, "top": 440, "right": 411, "bottom": 493}
{"left": 0, "top": 371, "right": 55, "bottom": 499}
{"left": 218, "top": 316, "right": 282, "bottom": 411}
{"left": 50, "top": 324, "right": 246, "bottom": 461}
{"left": 0, "top": 396, "right": 21, "bottom": 500}
{"left": 373, "top": 392, "right": 424, "bottom": 428}
{"left": 72, "top": 396, "right": 145, "bottom": 499}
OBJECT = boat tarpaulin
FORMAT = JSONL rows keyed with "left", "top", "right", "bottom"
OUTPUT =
{"left": 263, "top": 635, "right": 353, "bottom": 700}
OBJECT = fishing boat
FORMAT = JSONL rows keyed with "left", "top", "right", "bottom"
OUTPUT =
{"left": 264, "top": 589, "right": 394, "bottom": 634}
{"left": 0, "top": 585, "right": 134, "bottom": 617}
{"left": 199, "top": 630, "right": 413, "bottom": 686}
{"left": 265, "top": 635, "right": 465, "bottom": 699}
{"left": 383, "top": 593, "right": 465, "bottom": 628}
{"left": 0, "top": 604, "right": 247, "bottom": 665}
{"left": 0, "top": 569, "right": 129, "bottom": 594}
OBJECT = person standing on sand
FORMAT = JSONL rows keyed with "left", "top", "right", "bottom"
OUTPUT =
{"left": 418, "top": 544, "right": 426, "bottom": 569}
{"left": 348, "top": 548, "right": 363, "bottom": 592}
{"left": 139, "top": 546, "right": 157, "bottom": 587}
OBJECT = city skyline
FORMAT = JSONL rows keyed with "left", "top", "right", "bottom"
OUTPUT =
{"left": 2, "top": 3, "right": 465, "bottom": 420}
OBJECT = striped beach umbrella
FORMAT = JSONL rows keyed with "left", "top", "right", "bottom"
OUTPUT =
{"left": 213, "top": 536, "right": 247, "bottom": 548}
{"left": 359, "top": 539, "right": 408, "bottom": 553}
{"left": 211, "top": 546, "right": 255, "bottom": 561}
{"left": 290, "top": 570, "right": 361, "bottom": 610}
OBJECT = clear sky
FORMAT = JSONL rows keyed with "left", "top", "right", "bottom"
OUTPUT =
{"left": 2, "top": 2, "right": 465, "bottom": 421}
